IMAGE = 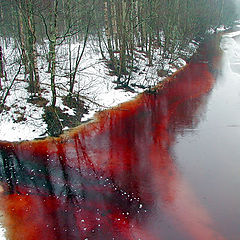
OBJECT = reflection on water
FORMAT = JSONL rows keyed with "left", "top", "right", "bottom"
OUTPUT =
{"left": 0, "top": 33, "right": 238, "bottom": 240}
{"left": 173, "top": 33, "right": 240, "bottom": 240}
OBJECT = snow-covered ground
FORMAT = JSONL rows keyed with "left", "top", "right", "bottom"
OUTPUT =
{"left": 0, "top": 34, "right": 192, "bottom": 237}
{"left": 1, "top": 27, "right": 238, "bottom": 239}
{"left": 0, "top": 35, "right": 193, "bottom": 142}
{"left": 0, "top": 225, "right": 5, "bottom": 240}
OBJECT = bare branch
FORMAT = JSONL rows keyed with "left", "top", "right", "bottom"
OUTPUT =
{"left": 0, "top": 64, "right": 22, "bottom": 107}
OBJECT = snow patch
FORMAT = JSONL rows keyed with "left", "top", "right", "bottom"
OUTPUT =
{"left": 0, "top": 225, "right": 6, "bottom": 240}
{"left": 0, "top": 35, "right": 196, "bottom": 141}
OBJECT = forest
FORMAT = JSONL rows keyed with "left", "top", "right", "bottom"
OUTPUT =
{"left": 0, "top": 0, "right": 238, "bottom": 137}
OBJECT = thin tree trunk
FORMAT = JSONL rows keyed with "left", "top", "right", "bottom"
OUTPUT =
{"left": 70, "top": 28, "right": 88, "bottom": 94}
{"left": 0, "top": 46, "right": 3, "bottom": 90}
{"left": 17, "top": 1, "right": 28, "bottom": 75}
{"left": 69, "top": 0, "right": 95, "bottom": 94}
{"left": 49, "top": 0, "right": 58, "bottom": 107}
{"left": 1, "top": 65, "right": 21, "bottom": 107}
{"left": 23, "top": 0, "right": 41, "bottom": 96}
{"left": 104, "top": 0, "right": 117, "bottom": 72}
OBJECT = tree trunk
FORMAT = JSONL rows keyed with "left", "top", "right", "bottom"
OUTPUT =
{"left": 0, "top": 46, "right": 3, "bottom": 89}
{"left": 50, "top": 41, "right": 57, "bottom": 107}
{"left": 17, "top": 1, "right": 28, "bottom": 75}
{"left": 20, "top": 0, "right": 41, "bottom": 96}
{"left": 49, "top": 0, "right": 58, "bottom": 107}
{"left": 104, "top": 0, "right": 117, "bottom": 73}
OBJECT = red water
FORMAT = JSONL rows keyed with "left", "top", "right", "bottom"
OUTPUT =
{"left": 0, "top": 34, "right": 238, "bottom": 240}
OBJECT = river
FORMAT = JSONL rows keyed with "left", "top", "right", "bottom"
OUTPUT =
{"left": 173, "top": 30, "right": 240, "bottom": 240}
{"left": 0, "top": 30, "right": 239, "bottom": 240}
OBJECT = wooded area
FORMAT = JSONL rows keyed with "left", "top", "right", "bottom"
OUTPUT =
{"left": 0, "top": 0, "right": 238, "bottom": 136}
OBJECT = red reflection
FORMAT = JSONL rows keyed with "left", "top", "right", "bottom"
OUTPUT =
{"left": 0, "top": 38, "right": 225, "bottom": 240}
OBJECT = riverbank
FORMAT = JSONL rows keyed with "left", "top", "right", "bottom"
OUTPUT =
{"left": 2, "top": 25, "right": 231, "bottom": 142}
{"left": 1, "top": 23, "right": 240, "bottom": 240}
{"left": 0, "top": 27, "right": 230, "bottom": 240}
{"left": 0, "top": 34, "right": 196, "bottom": 141}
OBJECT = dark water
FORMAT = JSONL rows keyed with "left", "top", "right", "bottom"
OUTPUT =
{"left": 0, "top": 33, "right": 239, "bottom": 240}
{"left": 173, "top": 32, "right": 240, "bottom": 240}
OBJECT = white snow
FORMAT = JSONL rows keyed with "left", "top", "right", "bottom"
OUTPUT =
{"left": 0, "top": 34, "right": 194, "bottom": 142}
{"left": 0, "top": 224, "right": 5, "bottom": 240}
{"left": 0, "top": 30, "right": 217, "bottom": 239}
{"left": 224, "top": 30, "right": 240, "bottom": 37}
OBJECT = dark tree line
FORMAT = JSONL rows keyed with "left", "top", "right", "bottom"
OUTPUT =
{"left": 102, "top": 0, "right": 237, "bottom": 85}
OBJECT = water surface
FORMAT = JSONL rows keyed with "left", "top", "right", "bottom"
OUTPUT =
{"left": 173, "top": 32, "right": 240, "bottom": 240}
{"left": 0, "top": 33, "right": 239, "bottom": 240}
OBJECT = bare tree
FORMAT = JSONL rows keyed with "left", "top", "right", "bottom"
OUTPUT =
{"left": 16, "top": 0, "right": 41, "bottom": 96}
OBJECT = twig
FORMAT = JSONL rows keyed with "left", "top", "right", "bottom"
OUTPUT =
{"left": 0, "top": 65, "right": 22, "bottom": 107}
